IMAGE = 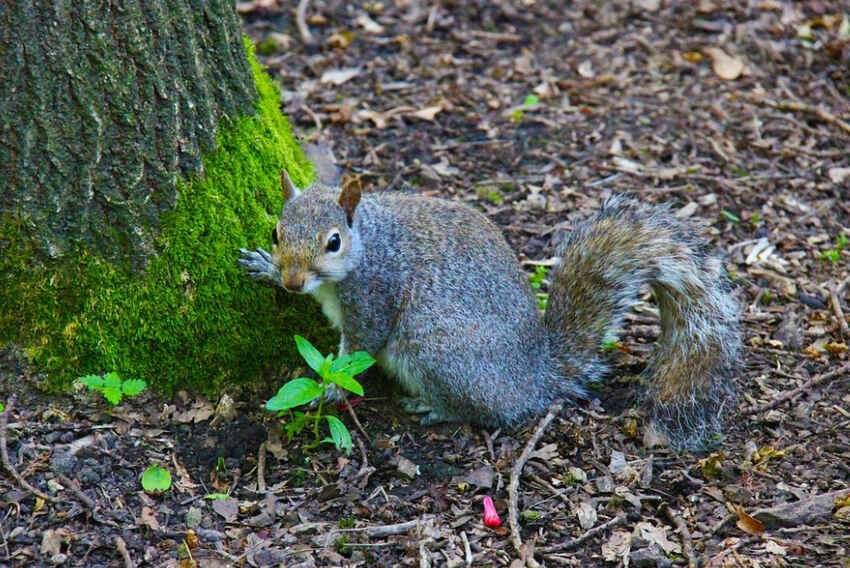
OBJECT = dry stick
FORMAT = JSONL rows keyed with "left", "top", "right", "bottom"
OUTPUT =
{"left": 750, "top": 95, "right": 850, "bottom": 135}
{"left": 539, "top": 514, "right": 629, "bottom": 554}
{"left": 703, "top": 536, "right": 761, "bottom": 567}
{"left": 344, "top": 397, "right": 370, "bottom": 445}
{"left": 57, "top": 474, "right": 96, "bottom": 509}
{"left": 114, "top": 535, "right": 134, "bottom": 568}
{"left": 353, "top": 435, "right": 376, "bottom": 489}
{"left": 256, "top": 442, "right": 267, "bottom": 493}
{"left": 508, "top": 400, "right": 563, "bottom": 565}
{"left": 0, "top": 396, "right": 56, "bottom": 503}
{"left": 661, "top": 505, "right": 696, "bottom": 568}
{"left": 830, "top": 280, "right": 849, "bottom": 338}
{"left": 295, "top": 0, "right": 315, "bottom": 46}
{"left": 741, "top": 362, "right": 850, "bottom": 416}
{"left": 460, "top": 531, "right": 473, "bottom": 567}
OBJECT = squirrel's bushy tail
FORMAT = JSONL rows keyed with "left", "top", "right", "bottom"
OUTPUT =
{"left": 543, "top": 195, "right": 741, "bottom": 451}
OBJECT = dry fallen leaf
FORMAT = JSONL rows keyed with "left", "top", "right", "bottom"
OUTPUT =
{"left": 828, "top": 167, "right": 850, "bottom": 184}
{"left": 703, "top": 47, "right": 744, "bottom": 80}
{"left": 601, "top": 530, "right": 631, "bottom": 562}
{"left": 733, "top": 505, "right": 766, "bottom": 535}
{"left": 634, "top": 522, "right": 681, "bottom": 555}
{"left": 320, "top": 68, "right": 361, "bottom": 85}
{"left": 577, "top": 501, "right": 598, "bottom": 530}
{"left": 139, "top": 506, "right": 162, "bottom": 531}
{"left": 409, "top": 105, "right": 443, "bottom": 121}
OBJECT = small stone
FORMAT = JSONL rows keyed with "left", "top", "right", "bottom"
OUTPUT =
{"left": 186, "top": 506, "right": 203, "bottom": 529}
{"left": 567, "top": 466, "right": 587, "bottom": 483}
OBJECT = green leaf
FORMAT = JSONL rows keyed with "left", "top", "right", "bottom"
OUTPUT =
{"left": 204, "top": 493, "right": 230, "bottom": 500}
{"left": 102, "top": 388, "right": 123, "bottom": 405}
{"left": 326, "top": 372, "right": 364, "bottom": 396}
{"left": 121, "top": 379, "right": 147, "bottom": 396}
{"left": 318, "top": 354, "right": 334, "bottom": 379}
{"left": 266, "top": 378, "right": 323, "bottom": 411}
{"left": 523, "top": 94, "right": 540, "bottom": 107}
{"left": 78, "top": 374, "right": 105, "bottom": 389}
{"left": 141, "top": 465, "right": 172, "bottom": 493}
{"left": 720, "top": 209, "right": 741, "bottom": 223}
{"left": 0, "top": 402, "right": 4, "bottom": 413}
{"left": 283, "top": 411, "right": 310, "bottom": 440}
{"left": 325, "top": 416, "right": 353, "bottom": 453}
{"left": 294, "top": 335, "right": 325, "bottom": 374}
{"left": 103, "top": 371, "right": 122, "bottom": 390}
{"left": 331, "top": 351, "right": 375, "bottom": 376}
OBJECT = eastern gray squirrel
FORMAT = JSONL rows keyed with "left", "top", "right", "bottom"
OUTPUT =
{"left": 239, "top": 165, "right": 740, "bottom": 451}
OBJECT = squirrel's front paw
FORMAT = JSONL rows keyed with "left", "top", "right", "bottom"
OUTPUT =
{"left": 238, "top": 248, "right": 280, "bottom": 285}
{"left": 310, "top": 384, "right": 345, "bottom": 408}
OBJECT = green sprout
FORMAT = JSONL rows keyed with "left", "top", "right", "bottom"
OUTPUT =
{"left": 141, "top": 464, "right": 172, "bottom": 494}
{"left": 266, "top": 335, "right": 374, "bottom": 454}
{"left": 78, "top": 372, "right": 146, "bottom": 406}
{"left": 820, "top": 234, "right": 848, "bottom": 264}
{"left": 528, "top": 265, "right": 550, "bottom": 311}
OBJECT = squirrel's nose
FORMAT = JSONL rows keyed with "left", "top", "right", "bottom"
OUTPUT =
{"left": 282, "top": 272, "right": 305, "bottom": 293}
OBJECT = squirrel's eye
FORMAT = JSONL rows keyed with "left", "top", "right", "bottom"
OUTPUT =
{"left": 271, "top": 227, "right": 279, "bottom": 245}
{"left": 326, "top": 232, "right": 341, "bottom": 253}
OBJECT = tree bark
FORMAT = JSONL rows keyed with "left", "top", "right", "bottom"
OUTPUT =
{"left": 0, "top": 2, "right": 327, "bottom": 393}
{"left": 0, "top": 0, "right": 255, "bottom": 265}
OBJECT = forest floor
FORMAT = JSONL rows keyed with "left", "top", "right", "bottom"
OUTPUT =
{"left": 2, "top": 1, "right": 850, "bottom": 566}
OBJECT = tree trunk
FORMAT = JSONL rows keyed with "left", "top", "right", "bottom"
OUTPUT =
{"left": 1, "top": 0, "right": 257, "bottom": 264}
{"left": 0, "top": 1, "right": 329, "bottom": 392}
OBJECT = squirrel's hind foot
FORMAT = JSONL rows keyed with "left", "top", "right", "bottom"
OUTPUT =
{"left": 399, "top": 397, "right": 433, "bottom": 414}
{"left": 399, "top": 397, "right": 458, "bottom": 426}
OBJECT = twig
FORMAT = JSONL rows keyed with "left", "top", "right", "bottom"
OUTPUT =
{"left": 353, "top": 435, "right": 376, "bottom": 489}
{"left": 256, "top": 442, "right": 267, "bottom": 493}
{"left": 703, "top": 536, "right": 761, "bottom": 567}
{"left": 344, "top": 397, "right": 370, "bottom": 445}
{"left": 830, "top": 281, "right": 849, "bottom": 338}
{"left": 56, "top": 474, "right": 119, "bottom": 527}
{"left": 114, "top": 535, "right": 134, "bottom": 568}
{"left": 741, "top": 363, "right": 850, "bottom": 415}
{"left": 0, "top": 396, "right": 56, "bottom": 503}
{"left": 749, "top": 95, "right": 850, "bottom": 135}
{"left": 57, "top": 474, "right": 96, "bottom": 509}
{"left": 539, "top": 514, "right": 629, "bottom": 553}
{"left": 295, "top": 0, "right": 315, "bottom": 46}
{"left": 661, "top": 505, "right": 696, "bottom": 568}
{"left": 508, "top": 400, "right": 563, "bottom": 564}
{"left": 461, "top": 530, "right": 472, "bottom": 567}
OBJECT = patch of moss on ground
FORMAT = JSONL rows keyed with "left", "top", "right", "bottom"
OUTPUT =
{"left": 0, "top": 45, "right": 334, "bottom": 394}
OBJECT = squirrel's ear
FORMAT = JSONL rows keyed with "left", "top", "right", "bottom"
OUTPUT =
{"left": 338, "top": 176, "right": 362, "bottom": 226}
{"left": 281, "top": 170, "right": 301, "bottom": 202}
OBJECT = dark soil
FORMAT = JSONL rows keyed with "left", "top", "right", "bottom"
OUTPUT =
{"left": 2, "top": 1, "right": 849, "bottom": 567}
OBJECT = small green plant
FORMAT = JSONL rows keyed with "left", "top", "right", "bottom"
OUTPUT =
{"left": 78, "top": 372, "right": 146, "bottom": 405}
{"left": 266, "top": 335, "right": 375, "bottom": 454}
{"left": 476, "top": 185, "right": 504, "bottom": 205}
{"left": 720, "top": 209, "right": 741, "bottom": 224}
{"left": 601, "top": 338, "right": 622, "bottom": 352}
{"left": 204, "top": 493, "right": 230, "bottom": 500}
{"left": 338, "top": 516, "right": 357, "bottom": 529}
{"left": 0, "top": 401, "right": 5, "bottom": 413}
{"left": 141, "top": 464, "right": 172, "bottom": 494}
{"left": 749, "top": 212, "right": 762, "bottom": 228}
{"left": 821, "top": 233, "right": 848, "bottom": 264}
{"left": 528, "top": 265, "right": 549, "bottom": 311}
{"left": 510, "top": 94, "right": 541, "bottom": 123}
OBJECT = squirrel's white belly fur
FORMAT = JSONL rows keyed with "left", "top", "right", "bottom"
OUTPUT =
{"left": 311, "top": 282, "right": 425, "bottom": 397}
{"left": 310, "top": 282, "right": 343, "bottom": 330}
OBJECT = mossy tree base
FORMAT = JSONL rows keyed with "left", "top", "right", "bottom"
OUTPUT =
{"left": 0, "top": 54, "right": 333, "bottom": 394}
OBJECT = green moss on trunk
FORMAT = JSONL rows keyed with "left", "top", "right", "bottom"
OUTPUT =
{"left": 0, "top": 49, "right": 332, "bottom": 393}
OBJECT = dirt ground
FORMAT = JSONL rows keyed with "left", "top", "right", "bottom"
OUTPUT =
{"left": 2, "top": 1, "right": 850, "bottom": 566}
